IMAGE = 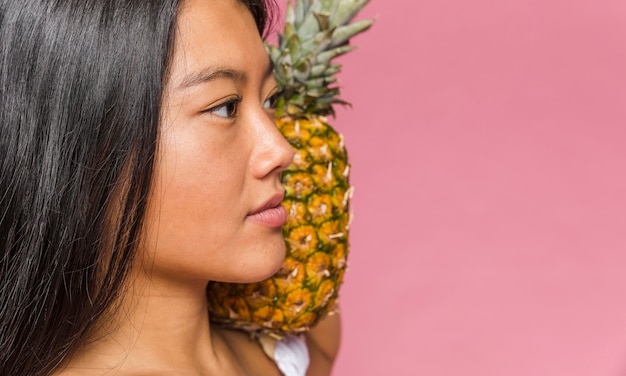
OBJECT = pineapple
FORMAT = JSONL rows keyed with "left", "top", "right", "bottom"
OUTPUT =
{"left": 207, "top": 0, "right": 373, "bottom": 336}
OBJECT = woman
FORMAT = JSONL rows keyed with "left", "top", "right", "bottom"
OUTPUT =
{"left": 0, "top": 0, "right": 340, "bottom": 375}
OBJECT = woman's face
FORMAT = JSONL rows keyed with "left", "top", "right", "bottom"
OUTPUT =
{"left": 141, "top": 0, "right": 294, "bottom": 285}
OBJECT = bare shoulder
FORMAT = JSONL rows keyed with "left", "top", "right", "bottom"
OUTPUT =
{"left": 305, "top": 311, "right": 342, "bottom": 376}
{"left": 51, "top": 369, "right": 78, "bottom": 376}
{"left": 213, "top": 326, "right": 283, "bottom": 376}
{"left": 51, "top": 366, "right": 150, "bottom": 376}
{"left": 216, "top": 311, "right": 341, "bottom": 376}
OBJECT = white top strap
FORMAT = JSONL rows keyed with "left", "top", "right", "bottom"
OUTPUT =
{"left": 259, "top": 334, "right": 310, "bottom": 376}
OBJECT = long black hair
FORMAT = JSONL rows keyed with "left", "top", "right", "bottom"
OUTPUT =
{"left": 0, "top": 0, "right": 274, "bottom": 375}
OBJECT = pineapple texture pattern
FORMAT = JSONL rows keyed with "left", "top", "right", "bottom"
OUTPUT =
{"left": 207, "top": 116, "right": 352, "bottom": 335}
{"left": 207, "top": 0, "right": 372, "bottom": 336}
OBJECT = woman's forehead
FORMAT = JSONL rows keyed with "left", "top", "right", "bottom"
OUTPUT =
{"left": 169, "top": 0, "right": 264, "bottom": 86}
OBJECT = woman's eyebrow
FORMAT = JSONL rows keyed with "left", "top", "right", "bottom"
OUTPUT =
{"left": 177, "top": 67, "right": 246, "bottom": 90}
{"left": 264, "top": 60, "right": 274, "bottom": 79}
{"left": 177, "top": 59, "right": 275, "bottom": 90}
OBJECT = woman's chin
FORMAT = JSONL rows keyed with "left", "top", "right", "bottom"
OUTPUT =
{"left": 233, "top": 240, "right": 287, "bottom": 283}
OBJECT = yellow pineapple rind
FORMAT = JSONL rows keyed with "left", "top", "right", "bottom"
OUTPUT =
{"left": 208, "top": 0, "right": 373, "bottom": 337}
{"left": 207, "top": 116, "right": 351, "bottom": 337}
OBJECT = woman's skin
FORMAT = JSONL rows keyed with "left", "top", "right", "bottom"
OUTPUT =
{"left": 54, "top": 0, "right": 341, "bottom": 375}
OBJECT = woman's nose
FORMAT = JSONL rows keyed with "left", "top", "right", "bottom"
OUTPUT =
{"left": 249, "top": 113, "right": 295, "bottom": 179}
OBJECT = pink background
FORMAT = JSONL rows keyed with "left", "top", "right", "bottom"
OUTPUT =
{"left": 274, "top": 0, "right": 626, "bottom": 375}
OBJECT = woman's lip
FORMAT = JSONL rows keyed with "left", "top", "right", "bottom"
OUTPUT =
{"left": 245, "top": 204, "right": 287, "bottom": 227}
{"left": 248, "top": 193, "right": 285, "bottom": 216}
{"left": 246, "top": 192, "right": 287, "bottom": 227}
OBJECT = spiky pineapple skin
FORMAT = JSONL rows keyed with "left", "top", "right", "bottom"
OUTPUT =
{"left": 207, "top": 0, "right": 372, "bottom": 337}
{"left": 207, "top": 115, "right": 351, "bottom": 336}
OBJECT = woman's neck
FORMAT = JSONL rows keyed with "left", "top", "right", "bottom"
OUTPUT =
{"left": 56, "top": 273, "right": 241, "bottom": 375}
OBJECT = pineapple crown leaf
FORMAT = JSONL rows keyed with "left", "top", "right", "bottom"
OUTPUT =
{"left": 330, "top": 19, "right": 373, "bottom": 47}
{"left": 268, "top": 0, "right": 374, "bottom": 118}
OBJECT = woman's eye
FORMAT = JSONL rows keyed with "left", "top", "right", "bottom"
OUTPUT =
{"left": 209, "top": 98, "right": 241, "bottom": 118}
{"left": 263, "top": 92, "right": 280, "bottom": 110}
